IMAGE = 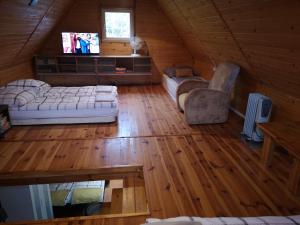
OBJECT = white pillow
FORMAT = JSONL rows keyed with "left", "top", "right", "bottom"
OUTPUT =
{"left": 0, "top": 88, "right": 36, "bottom": 106}
{"left": 7, "top": 79, "right": 50, "bottom": 93}
{"left": 7, "top": 79, "right": 48, "bottom": 88}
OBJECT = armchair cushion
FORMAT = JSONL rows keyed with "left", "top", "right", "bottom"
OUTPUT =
{"left": 184, "top": 88, "right": 230, "bottom": 124}
{"left": 176, "top": 79, "right": 209, "bottom": 109}
{"left": 178, "top": 93, "right": 188, "bottom": 111}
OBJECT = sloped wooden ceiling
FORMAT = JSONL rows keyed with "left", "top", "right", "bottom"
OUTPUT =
{"left": 157, "top": 0, "right": 300, "bottom": 121}
{"left": 0, "top": 0, "right": 74, "bottom": 85}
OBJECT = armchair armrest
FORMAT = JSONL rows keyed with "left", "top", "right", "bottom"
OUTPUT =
{"left": 176, "top": 79, "right": 209, "bottom": 109}
{"left": 184, "top": 88, "right": 230, "bottom": 124}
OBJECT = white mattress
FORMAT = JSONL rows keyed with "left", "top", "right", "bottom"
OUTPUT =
{"left": 4, "top": 85, "right": 119, "bottom": 125}
{"left": 146, "top": 216, "right": 300, "bottom": 225}
{"left": 11, "top": 96, "right": 117, "bottom": 111}
{"left": 10, "top": 108, "right": 117, "bottom": 120}
{"left": 39, "top": 86, "right": 117, "bottom": 98}
{"left": 162, "top": 74, "right": 207, "bottom": 102}
{"left": 162, "top": 74, "right": 178, "bottom": 102}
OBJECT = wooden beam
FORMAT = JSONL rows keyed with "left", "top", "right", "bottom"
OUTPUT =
{"left": 0, "top": 165, "right": 143, "bottom": 186}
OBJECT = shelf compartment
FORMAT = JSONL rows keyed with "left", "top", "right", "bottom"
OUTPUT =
{"left": 97, "top": 66, "right": 115, "bottom": 73}
{"left": 134, "top": 58, "right": 151, "bottom": 65}
{"left": 116, "top": 58, "right": 133, "bottom": 71}
{"left": 37, "top": 65, "right": 57, "bottom": 73}
{"left": 97, "top": 58, "right": 115, "bottom": 66}
{"left": 77, "top": 57, "right": 96, "bottom": 65}
{"left": 78, "top": 65, "right": 96, "bottom": 73}
{"left": 57, "top": 57, "right": 76, "bottom": 65}
{"left": 58, "top": 65, "right": 77, "bottom": 73}
{"left": 134, "top": 66, "right": 151, "bottom": 73}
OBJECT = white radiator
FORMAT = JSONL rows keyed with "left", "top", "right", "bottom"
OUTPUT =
{"left": 242, "top": 93, "right": 272, "bottom": 142}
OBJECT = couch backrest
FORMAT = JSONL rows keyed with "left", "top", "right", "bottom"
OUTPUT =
{"left": 208, "top": 62, "right": 240, "bottom": 93}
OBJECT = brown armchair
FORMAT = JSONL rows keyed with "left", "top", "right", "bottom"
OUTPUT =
{"left": 176, "top": 62, "right": 240, "bottom": 124}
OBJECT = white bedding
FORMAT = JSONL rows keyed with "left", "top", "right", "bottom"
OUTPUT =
{"left": 0, "top": 82, "right": 119, "bottom": 125}
{"left": 162, "top": 74, "right": 178, "bottom": 101}
{"left": 11, "top": 96, "right": 117, "bottom": 111}
{"left": 39, "top": 86, "right": 117, "bottom": 98}
{"left": 146, "top": 216, "right": 300, "bottom": 225}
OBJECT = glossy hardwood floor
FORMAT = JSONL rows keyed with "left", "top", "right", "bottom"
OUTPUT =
{"left": 0, "top": 85, "right": 299, "bottom": 225}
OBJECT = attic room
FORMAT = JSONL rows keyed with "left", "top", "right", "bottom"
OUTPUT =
{"left": 0, "top": 0, "right": 299, "bottom": 224}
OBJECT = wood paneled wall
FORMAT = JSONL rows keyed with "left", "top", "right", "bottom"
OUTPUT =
{"left": 157, "top": 0, "right": 300, "bottom": 122}
{"left": 2, "top": 0, "right": 298, "bottom": 122}
{"left": 40, "top": 0, "right": 194, "bottom": 82}
{"left": 0, "top": 62, "right": 34, "bottom": 86}
{"left": 0, "top": 0, "right": 73, "bottom": 85}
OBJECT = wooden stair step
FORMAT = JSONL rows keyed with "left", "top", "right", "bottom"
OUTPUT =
{"left": 134, "top": 186, "right": 148, "bottom": 213}
{"left": 97, "top": 202, "right": 112, "bottom": 215}
{"left": 104, "top": 179, "right": 123, "bottom": 203}
{"left": 111, "top": 188, "right": 123, "bottom": 214}
{"left": 122, "top": 187, "right": 135, "bottom": 213}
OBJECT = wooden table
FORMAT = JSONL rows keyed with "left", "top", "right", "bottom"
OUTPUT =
{"left": 258, "top": 121, "right": 300, "bottom": 194}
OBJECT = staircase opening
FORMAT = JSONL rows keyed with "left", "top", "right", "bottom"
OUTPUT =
{"left": 0, "top": 165, "right": 149, "bottom": 223}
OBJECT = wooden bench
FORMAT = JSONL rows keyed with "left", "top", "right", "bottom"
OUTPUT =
{"left": 258, "top": 121, "right": 300, "bottom": 194}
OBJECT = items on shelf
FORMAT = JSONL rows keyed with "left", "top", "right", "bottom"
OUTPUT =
{"left": 115, "top": 67, "right": 127, "bottom": 74}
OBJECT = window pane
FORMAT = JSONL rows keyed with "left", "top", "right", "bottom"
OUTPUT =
{"left": 105, "top": 12, "right": 131, "bottom": 39}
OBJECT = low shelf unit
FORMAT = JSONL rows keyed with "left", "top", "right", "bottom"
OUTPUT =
{"left": 34, "top": 55, "right": 152, "bottom": 86}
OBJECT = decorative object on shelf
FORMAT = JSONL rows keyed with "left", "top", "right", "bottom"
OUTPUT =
{"left": 130, "top": 36, "right": 144, "bottom": 57}
{"left": 115, "top": 67, "right": 126, "bottom": 74}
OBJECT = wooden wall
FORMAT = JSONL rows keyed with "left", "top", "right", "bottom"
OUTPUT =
{"left": 40, "top": 0, "right": 193, "bottom": 82}
{"left": 157, "top": 0, "right": 300, "bottom": 122}
{"left": 2, "top": 0, "right": 298, "bottom": 122}
{"left": 0, "top": 0, "right": 73, "bottom": 85}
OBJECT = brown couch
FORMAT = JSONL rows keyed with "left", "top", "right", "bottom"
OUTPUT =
{"left": 176, "top": 62, "right": 240, "bottom": 124}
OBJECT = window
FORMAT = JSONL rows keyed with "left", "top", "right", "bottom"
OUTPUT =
{"left": 102, "top": 9, "right": 134, "bottom": 41}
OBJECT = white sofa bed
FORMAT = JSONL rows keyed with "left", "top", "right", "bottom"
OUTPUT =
{"left": 0, "top": 79, "right": 118, "bottom": 125}
{"left": 161, "top": 67, "right": 206, "bottom": 102}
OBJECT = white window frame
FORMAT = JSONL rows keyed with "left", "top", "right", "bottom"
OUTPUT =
{"left": 102, "top": 8, "right": 134, "bottom": 42}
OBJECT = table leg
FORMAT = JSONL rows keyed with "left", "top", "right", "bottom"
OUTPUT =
{"left": 288, "top": 158, "right": 300, "bottom": 194}
{"left": 261, "top": 134, "right": 274, "bottom": 167}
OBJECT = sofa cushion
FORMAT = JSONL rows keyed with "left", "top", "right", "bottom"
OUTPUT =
{"left": 178, "top": 93, "right": 188, "bottom": 111}
{"left": 164, "top": 66, "right": 196, "bottom": 78}
{"left": 163, "top": 67, "right": 176, "bottom": 78}
{"left": 172, "top": 76, "right": 202, "bottom": 84}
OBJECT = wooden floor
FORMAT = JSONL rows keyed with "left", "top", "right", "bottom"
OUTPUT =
{"left": 0, "top": 85, "right": 300, "bottom": 225}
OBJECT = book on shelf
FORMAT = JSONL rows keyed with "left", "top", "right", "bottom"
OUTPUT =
{"left": 115, "top": 67, "right": 126, "bottom": 74}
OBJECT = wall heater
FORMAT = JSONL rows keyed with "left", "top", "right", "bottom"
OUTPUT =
{"left": 242, "top": 93, "right": 272, "bottom": 142}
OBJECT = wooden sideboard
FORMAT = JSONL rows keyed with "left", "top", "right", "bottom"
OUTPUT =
{"left": 34, "top": 55, "right": 152, "bottom": 86}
